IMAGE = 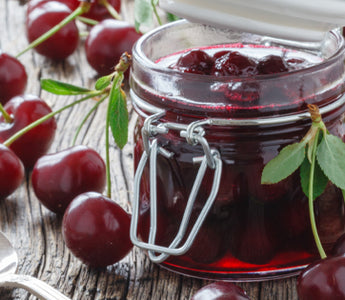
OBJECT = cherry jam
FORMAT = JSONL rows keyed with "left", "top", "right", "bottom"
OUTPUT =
{"left": 130, "top": 20, "right": 345, "bottom": 280}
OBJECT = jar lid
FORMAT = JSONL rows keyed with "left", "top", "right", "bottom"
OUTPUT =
{"left": 159, "top": 0, "right": 345, "bottom": 41}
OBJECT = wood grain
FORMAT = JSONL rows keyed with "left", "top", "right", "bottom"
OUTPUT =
{"left": 0, "top": 1, "right": 299, "bottom": 299}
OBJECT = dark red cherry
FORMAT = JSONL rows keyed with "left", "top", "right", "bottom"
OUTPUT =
{"left": 185, "top": 220, "right": 227, "bottom": 264}
{"left": 63, "top": 192, "right": 133, "bottom": 267}
{"left": 0, "top": 94, "right": 57, "bottom": 169}
{"left": 0, "top": 144, "right": 24, "bottom": 199}
{"left": 297, "top": 256, "right": 345, "bottom": 299}
{"left": 229, "top": 201, "right": 277, "bottom": 264}
{"left": 31, "top": 145, "right": 106, "bottom": 214}
{"left": 26, "top": 1, "right": 79, "bottom": 60}
{"left": 0, "top": 53, "right": 27, "bottom": 105}
{"left": 192, "top": 282, "right": 250, "bottom": 300}
{"left": 332, "top": 233, "right": 345, "bottom": 256}
{"left": 26, "top": 0, "right": 77, "bottom": 15}
{"left": 211, "top": 51, "right": 258, "bottom": 76}
{"left": 82, "top": 0, "right": 121, "bottom": 21}
{"left": 256, "top": 55, "right": 288, "bottom": 74}
{"left": 85, "top": 19, "right": 142, "bottom": 75}
{"left": 170, "top": 49, "right": 214, "bottom": 75}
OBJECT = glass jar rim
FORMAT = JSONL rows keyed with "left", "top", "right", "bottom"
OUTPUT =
{"left": 132, "top": 19, "right": 345, "bottom": 81}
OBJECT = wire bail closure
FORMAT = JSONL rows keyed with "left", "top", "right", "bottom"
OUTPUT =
{"left": 130, "top": 111, "right": 223, "bottom": 263}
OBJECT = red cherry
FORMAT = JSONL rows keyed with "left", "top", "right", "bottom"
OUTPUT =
{"left": 85, "top": 19, "right": 142, "bottom": 75}
{"left": 191, "top": 282, "right": 250, "bottom": 300}
{"left": 297, "top": 256, "right": 345, "bottom": 299}
{"left": 0, "top": 53, "right": 27, "bottom": 105}
{"left": 256, "top": 55, "right": 289, "bottom": 74}
{"left": 0, "top": 94, "right": 57, "bottom": 169}
{"left": 31, "top": 145, "right": 106, "bottom": 214}
{"left": 170, "top": 49, "right": 214, "bottom": 75}
{"left": 0, "top": 144, "right": 24, "bottom": 199}
{"left": 82, "top": 0, "right": 121, "bottom": 21}
{"left": 63, "top": 192, "right": 133, "bottom": 267}
{"left": 26, "top": 0, "right": 78, "bottom": 15}
{"left": 26, "top": 1, "right": 79, "bottom": 60}
{"left": 332, "top": 233, "right": 345, "bottom": 256}
{"left": 185, "top": 220, "right": 227, "bottom": 264}
{"left": 229, "top": 201, "right": 278, "bottom": 264}
{"left": 211, "top": 51, "right": 258, "bottom": 76}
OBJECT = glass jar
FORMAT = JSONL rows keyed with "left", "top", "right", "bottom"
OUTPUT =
{"left": 129, "top": 20, "right": 345, "bottom": 281}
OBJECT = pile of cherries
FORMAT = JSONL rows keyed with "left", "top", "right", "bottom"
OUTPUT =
{"left": 0, "top": 0, "right": 143, "bottom": 268}
{"left": 24, "top": 0, "right": 141, "bottom": 71}
{"left": 169, "top": 48, "right": 308, "bottom": 76}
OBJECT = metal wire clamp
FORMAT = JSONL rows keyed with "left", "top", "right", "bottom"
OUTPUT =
{"left": 130, "top": 112, "right": 223, "bottom": 263}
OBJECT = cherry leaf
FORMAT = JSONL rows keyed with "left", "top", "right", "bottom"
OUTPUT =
{"left": 261, "top": 142, "right": 305, "bottom": 184}
{"left": 300, "top": 157, "right": 328, "bottom": 200}
{"left": 108, "top": 75, "right": 128, "bottom": 149}
{"left": 95, "top": 75, "right": 112, "bottom": 91}
{"left": 134, "top": 0, "right": 153, "bottom": 32}
{"left": 317, "top": 134, "right": 345, "bottom": 190}
{"left": 41, "top": 79, "right": 91, "bottom": 95}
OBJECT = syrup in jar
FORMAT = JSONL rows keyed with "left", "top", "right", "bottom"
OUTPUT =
{"left": 130, "top": 20, "right": 345, "bottom": 280}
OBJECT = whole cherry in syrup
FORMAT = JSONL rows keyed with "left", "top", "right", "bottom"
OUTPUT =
{"left": 171, "top": 49, "right": 214, "bottom": 75}
{"left": 211, "top": 51, "right": 258, "bottom": 76}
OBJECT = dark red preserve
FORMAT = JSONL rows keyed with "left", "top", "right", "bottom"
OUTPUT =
{"left": 129, "top": 20, "right": 345, "bottom": 280}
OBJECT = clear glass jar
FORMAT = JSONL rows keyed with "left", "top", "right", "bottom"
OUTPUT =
{"left": 129, "top": 20, "right": 345, "bottom": 281}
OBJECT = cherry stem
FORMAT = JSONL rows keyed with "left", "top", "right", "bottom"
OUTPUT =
{"left": 151, "top": 0, "right": 162, "bottom": 25}
{"left": 0, "top": 103, "right": 13, "bottom": 123}
{"left": 16, "top": 2, "right": 91, "bottom": 58}
{"left": 99, "top": 0, "right": 122, "bottom": 20}
{"left": 77, "top": 16, "right": 98, "bottom": 26}
{"left": 72, "top": 95, "right": 107, "bottom": 146}
{"left": 105, "top": 87, "right": 113, "bottom": 199}
{"left": 3, "top": 91, "right": 103, "bottom": 147}
{"left": 308, "top": 128, "right": 327, "bottom": 259}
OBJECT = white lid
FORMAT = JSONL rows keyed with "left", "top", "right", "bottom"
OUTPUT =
{"left": 160, "top": 0, "right": 345, "bottom": 41}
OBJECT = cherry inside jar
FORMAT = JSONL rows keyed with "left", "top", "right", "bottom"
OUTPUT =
{"left": 129, "top": 20, "right": 345, "bottom": 280}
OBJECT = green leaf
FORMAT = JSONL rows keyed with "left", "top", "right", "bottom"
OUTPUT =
{"left": 166, "top": 13, "right": 180, "bottom": 22}
{"left": 134, "top": 0, "right": 153, "bottom": 31}
{"left": 300, "top": 157, "right": 328, "bottom": 200}
{"left": 317, "top": 134, "right": 345, "bottom": 190}
{"left": 41, "top": 79, "right": 92, "bottom": 95}
{"left": 95, "top": 75, "right": 112, "bottom": 91}
{"left": 108, "top": 74, "right": 128, "bottom": 149}
{"left": 261, "top": 142, "right": 305, "bottom": 184}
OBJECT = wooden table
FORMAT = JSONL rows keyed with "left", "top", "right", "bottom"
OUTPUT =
{"left": 0, "top": 1, "right": 299, "bottom": 299}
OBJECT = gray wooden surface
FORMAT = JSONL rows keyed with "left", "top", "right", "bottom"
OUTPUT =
{"left": 0, "top": 0, "right": 299, "bottom": 299}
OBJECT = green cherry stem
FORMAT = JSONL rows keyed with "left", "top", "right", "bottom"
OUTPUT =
{"left": 77, "top": 16, "right": 99, "bottom": 26}
{"left": 105, "top": 80, "right": 117, "bottom": 199}
{"left": 3, "top": 91, "right": 103, "bottom": 147}
{"left": 306, "top": 105, "right": 327, "bottom": 259}
{"left": 151, "top": 0, "right": 162, "bottom": 25}
{"left": 99, "top": 0, "right": 122, "bottom": 20}
{"left": 308, "top": 128, "right": 327, "bottom": 259}
{"left": 72, "top": 95, "right": 108, "bottom": 146}
{"left": 0, "top": 103, "right": 13, "bottom": 123}
{"left": 16, "top": 2, "right": 91, "bottom": 58}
